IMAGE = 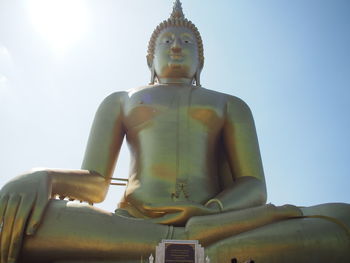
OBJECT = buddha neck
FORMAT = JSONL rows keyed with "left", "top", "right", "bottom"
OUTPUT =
{"left": 157, "top": 77, "right": 193, "bottom": 85}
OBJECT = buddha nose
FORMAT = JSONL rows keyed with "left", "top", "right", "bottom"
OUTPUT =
{"left": 171, "top": 38, "right": 182, "bottom": 53}
{"left": 171, "top": 46, "right": 182, "bottom": 53}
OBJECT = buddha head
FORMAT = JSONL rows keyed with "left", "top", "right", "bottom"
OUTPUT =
{"left": 147, "top": 0, "right": 204, "bottom": 86}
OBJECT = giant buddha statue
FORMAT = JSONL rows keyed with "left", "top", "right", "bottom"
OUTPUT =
{"left": 0, "top": 1, "right": 349, "bottom": 263}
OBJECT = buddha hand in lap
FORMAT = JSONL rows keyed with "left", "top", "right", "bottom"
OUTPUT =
{"left": 1, "top": 1, "right": 349, "bottom": 263}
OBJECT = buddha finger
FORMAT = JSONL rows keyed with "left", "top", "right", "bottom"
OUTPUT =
{"left": 0, "top": 195, "right": 10, "bottom": 255}
{"left": 1, "top": 195, "right": 21, "bottom": 263}
{"left": 8, "top": 195, "right": 35, "bottom": 263}
{"left": 143, "top": 204, "right": 183, "bottom": 213}
{"left": 0, "top": 195, "right": 10, "bottom": 232}
{"left": 26, "top": 180, "right": 50, "bottom": 235}
{"left": 150, "top": 212, "right": 184, "bottom": 225}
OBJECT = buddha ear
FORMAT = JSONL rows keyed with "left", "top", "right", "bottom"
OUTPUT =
{"left": 195, "top": 68, "right": 202, "bottom": 87}
{"left": 149, "top": 63, "right": 156, "bottom": 85}
{"left": 146, "top": 55, "right": 153, "bottom": 69}
{"left": 147, "top": 55, "right": 156, "bottom": 85}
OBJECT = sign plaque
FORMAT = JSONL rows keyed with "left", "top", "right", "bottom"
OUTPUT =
{"left": 165, "top": 243, "right": 195, "bottom": 263}
{"left": 155, "top": 240, "right": 205, "bottom": 263}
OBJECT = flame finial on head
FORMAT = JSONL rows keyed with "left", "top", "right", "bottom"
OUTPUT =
{"left": 170, "top": 0, "right": 185, "bottom": 19}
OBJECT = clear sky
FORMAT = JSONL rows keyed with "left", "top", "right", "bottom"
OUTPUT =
{"left": 0, "top": 0, "right": 349, "bottom": 212}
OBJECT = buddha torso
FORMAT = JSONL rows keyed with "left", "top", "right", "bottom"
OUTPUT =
{"left": 120, "top": 84, "right": 229, "bottom": 216}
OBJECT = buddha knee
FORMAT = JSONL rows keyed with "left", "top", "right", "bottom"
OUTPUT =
{"left": 184, "top": 215, "right": 209, "bottom": 240}
{"left": 301, "top": 203, "right": 350, "bottom": 225}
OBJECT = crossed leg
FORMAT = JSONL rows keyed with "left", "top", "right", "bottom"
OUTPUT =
{"left": 21, "top": 201, "right": 350, "bottom": 263}
{"left": 203, "top": 203, "right": 350, "bottom": 263}
{"left": 22, "top": 200, "right": 176, "bottom": 262}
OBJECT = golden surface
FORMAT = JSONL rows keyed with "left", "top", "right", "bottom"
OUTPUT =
{"left": 1, "top": 1, "right": 350, "bottom": 262}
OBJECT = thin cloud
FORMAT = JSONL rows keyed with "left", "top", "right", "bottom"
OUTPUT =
{"left": 0, "top": 45, "right": 14, "bottom": 74}
{"left": 0, "top": 74, "right": 8, "bottom": 91}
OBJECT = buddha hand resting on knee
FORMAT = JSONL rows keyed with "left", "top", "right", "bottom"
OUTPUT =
{"left": 0, "top": 169, "right": 109, "bottom": 262}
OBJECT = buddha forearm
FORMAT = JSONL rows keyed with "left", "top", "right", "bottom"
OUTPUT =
{"left": 206, "top": 176, "right": 267, "bottom": 212}
{"left": 47, "top": 169, "right": 109, "bottom": 203}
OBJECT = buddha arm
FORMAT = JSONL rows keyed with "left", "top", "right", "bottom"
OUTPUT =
{"left": 38, "top": 92, "right": 126, "bottom": 203}
{"left": 0, "top": 93, "right": 126, "bottom": 263}
{"left": 208, "top": 97, "right": 267, "bottom": 212}
{"left": 81, "top": 91, "right": 126, "bottom": 189}
{"left": 50, "top": 92, "right": 126, "bottom": 203}
{"left": 45, "top": 169, "right": 108, "bottom": 203}
{"left": 32, "top": 91, "right": 126, "bottom": 204}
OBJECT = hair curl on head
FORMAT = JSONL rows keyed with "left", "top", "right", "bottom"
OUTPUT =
{"left": 146, "top": 0, "right": 204, "bottom": 85}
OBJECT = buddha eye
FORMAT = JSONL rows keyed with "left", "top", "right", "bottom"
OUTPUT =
{"left": 163, "top": 39, "right": 172, "bottom": 44}
{"left": 182, "top": 38, "right": 192, "bottom": 44}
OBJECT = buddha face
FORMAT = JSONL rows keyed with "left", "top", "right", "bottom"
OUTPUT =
{"left": 153, "top": 26, "right": 199, "bottom": 83}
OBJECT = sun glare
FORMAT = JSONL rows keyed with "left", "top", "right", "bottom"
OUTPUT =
{"left": 27, "top": 0, "right": 89, "bottom": 54}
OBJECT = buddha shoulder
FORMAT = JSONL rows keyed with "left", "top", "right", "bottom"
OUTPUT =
{"left": 196, "top": 87, "right": 253, "bottom": 121}
{"left": 95, "top": 91, "right": 128, "bottom": 117}
{"left": 224, "top": 94, "right": 253, "bottom": 122}
{"left": 95, "top": 87, "right": 155, "bottom": 119}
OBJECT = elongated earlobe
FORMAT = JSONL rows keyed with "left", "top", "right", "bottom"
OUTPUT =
{"left": 195, "top": 69, "right": 201, "bottom": 87}
{"left": 149, "top": 64, "right": 156, "bottom": 85}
